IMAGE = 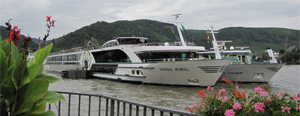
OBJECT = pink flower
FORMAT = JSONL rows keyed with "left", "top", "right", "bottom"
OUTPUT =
{"left": 280, "top": 92, "right": 286, "bottom": 96}
{"left": 206, "top": 86, "right": 214, "bottom": 91}
{"left": 254, "top": 86, "right": 263, "bottom": 93}
{"left": 293, "top": 94, "right": 299, "bottom": 101}
{"left": 254, "top": 102, "right": 265, "bottom": 113}
{"left": 235, "top": 86, "right": 239, "bottom": 90}
{"left": 224, "top": 109, "right": 235, "bottom": 116}
{"left": 233, "top": 102, "right": 242, "bottom": 110}
{"left": 259, "top": 92, "right": 269, "bottom": 97}
{"left": 210, "top": 87, "right": 214, "bottom": 91}
{"left": 207, "top": 86, "right": 211, "bottom": 90}
{"left": 222, "top": 96, "right": 228, "bottom": 102}
{"left": 265, "top": 98, "right": 271, "bottom": 102}
{"left": 192, "top": 104, "right": 197, "bottom": 108}
{"left": 218, "top": 96, "right": 228, "bottom": 102}
{"left": 282, "top": 106, "right": 291, "bottom": 113}
{"left": 219, "top": 89, "right": 227, "bottom": 95}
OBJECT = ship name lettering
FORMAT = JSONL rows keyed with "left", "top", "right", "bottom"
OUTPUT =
{"left": 175, "top": 68, "right": 190, "bottom": 71}
{"left": 226, "top": 72, "right": 243, "bottom": 74}
{"left": 159, "top": 68, "right": 173, "bottom": 71}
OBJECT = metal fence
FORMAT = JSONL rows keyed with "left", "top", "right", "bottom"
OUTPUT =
{"left": 47, "top": 91, "right": 198, "bottom": 116}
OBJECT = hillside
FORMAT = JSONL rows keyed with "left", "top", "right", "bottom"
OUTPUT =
{"left": 50, "top": 20, "right": 298, "bottom": 53}
{"left": 1, "top": 19, "right": 299, "bottom": 53}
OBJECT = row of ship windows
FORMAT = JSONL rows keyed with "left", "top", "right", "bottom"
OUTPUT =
{"left": 102, "top": 41, "right": 118, "bottom": 48}
{"left": 46, "top": 54, "right": 82, "bottom": 62}
{"left": 45, "top": 62, "right": 79, "bottom": 65}
{"left": 91, "top": 66, "right": 144, "bottom": 76}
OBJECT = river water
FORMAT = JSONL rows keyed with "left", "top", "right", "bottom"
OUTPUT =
{"left": 47, "top": 65, "right": 300, "bottom": 114}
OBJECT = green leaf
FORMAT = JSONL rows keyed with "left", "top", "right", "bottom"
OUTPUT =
{"left": 1, "top": 40, "right": 10, "bottom": 56}
{"left": 0, "top": 84, "right": 15, "bottom": 106}
{"left": 36, "top": 74, "right": 59, "bottom": 83}
{"left": 29, "top": 101, "right": 46, "bottom": 115}
{"left": 32, "top": 44, "right": 53, "bottom": 65}
{"left": 28, "top": 63, "right": 44, "bottom": 81}
{"left": 0, "top": 48, "right": 6, "bottom": 58}
{"left": 0, "top": 94, "right": 5, "bottom": 106}
{"left": 28, "top": 44, "right": 53, "bottom": 81}
{"left": 0, "top": 36, "right": 2, "bottom": 47}
{"left": 10, "top": 53, "right": 25, "bottom": 88}
{"left": 12, "top": 63, "right": 21, "bottom": 89}
{"left": 19, "top": 61, "right": 30, "bottom": 88}
{"left": 7, "top": 55, "right": 16, "bottom": 73}
{"left": 39, "top": 91, "right": 66, "bottom": 104}
{"left": 10, "top": 42, "right": 19, "bottom": 65}
{"left": 29, "top": 91, "right": 65, "bottom": 115}
{"left": 14, "top": 79, "right": 50, "bottom": 115}
{"left": 0, "top": 49, "right": 8, "bottom": 84}
{"left": 31, "top": 110, "right": 56, "bottom": 116}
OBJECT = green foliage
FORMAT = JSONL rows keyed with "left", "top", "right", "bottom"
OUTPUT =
{"left": 0, "top": 37, "right": 65, "bottom": 116}
{"left": 280, "top": 51, "right": 300, "bottom": 65}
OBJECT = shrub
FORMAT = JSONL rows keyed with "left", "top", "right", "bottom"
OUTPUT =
{"left": 186, "top": 77, "right": 300, "bottom": 116}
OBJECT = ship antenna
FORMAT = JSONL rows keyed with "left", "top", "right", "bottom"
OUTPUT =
{"left": 171, "top": 13, "right": 187, "bottom": 46}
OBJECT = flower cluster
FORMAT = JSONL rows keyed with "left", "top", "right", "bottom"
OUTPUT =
{"left": 222, "top": 77, "right": 233, "bottom": 85}
{"left": 6, "top": 19, "right": 21, "bottom": 45}
{"left": 41, "top": 16, "right": 56, "bottom": 47}
{"left": 254, "top": 102, "right": 265, "bottom": 113}
{"left": 186, "top": 77, "right": 300, "bottom": 116}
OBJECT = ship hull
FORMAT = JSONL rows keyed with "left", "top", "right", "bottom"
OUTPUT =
{"left": 219, "top": 63, "right": 285, "bottom": 82}
{"left": 92, "top": 59, "right": 231, "bottom": 86}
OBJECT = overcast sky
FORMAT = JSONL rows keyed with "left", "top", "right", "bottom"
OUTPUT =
{"left": 1, "top": 0, "right": 299, "bottom": 40}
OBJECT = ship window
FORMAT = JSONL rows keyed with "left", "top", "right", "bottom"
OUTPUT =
{"left": 92, "top": 50, "right": 131, "bottom": 63}
{"left": 76, "top": 53, "right": 82, "bottom": 61}
{"left": 137, "top": 52, "right": 198, "bottom": 62}
{"left": 108, "top": 42, "right": 112, "bottom": 47}
{"left": 132, "top": 70, "right": 135, "bottom": 75}
{"left": 91, "top": 64, "right": 118, "bottom": 74}
{"left": 136, "top": 70, "right": 140, "bottom": 75}
{"left": 62, "top": 55, "right": 67, "bottom": 61}
{"left": 118, "top": 38, "right": 145, "bottom": 45}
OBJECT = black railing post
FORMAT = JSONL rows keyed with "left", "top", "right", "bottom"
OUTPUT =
{"left": 117, "top": 101, "right": 120, "bottom": 116}
{"left": 106, "top": 98, "right": 109, "bottom": 116}
{"left": 123, "top": 103, "right": 126, "bottom": 116}
{"left": 88, "top": 95, "right": 91, "bottom": 116}
{"left": 143, "top": 107, "right": 146, "bottom": 116}
{"left": 151, "top": 109, "right": 154, "bottom": 116}
{"left": 78, "top": 94, "right": 81, "bottom": 116}
{"left": 110, "top": 99, "right": 115, "bottom": 116}
{"left": 129, "top": 104, "right": 132, "bottom": 116}
{"left": 136, "top": 106, "right": 139, "bottom": 116}
{"left": 48, "top": 104, "right": 51, "bottom": 110}
{"left": 68, "top": 94, "right": 71, "bottom": 116}
{"left": 99, "top": 97, "right": 101, "bottom": 116}
{"left": 58, "top": 101, "right": 61, "bottom": 116}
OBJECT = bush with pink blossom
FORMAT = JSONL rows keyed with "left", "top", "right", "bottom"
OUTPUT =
{"left": 186, "top": 77, "right": 300, "bottom": 116}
